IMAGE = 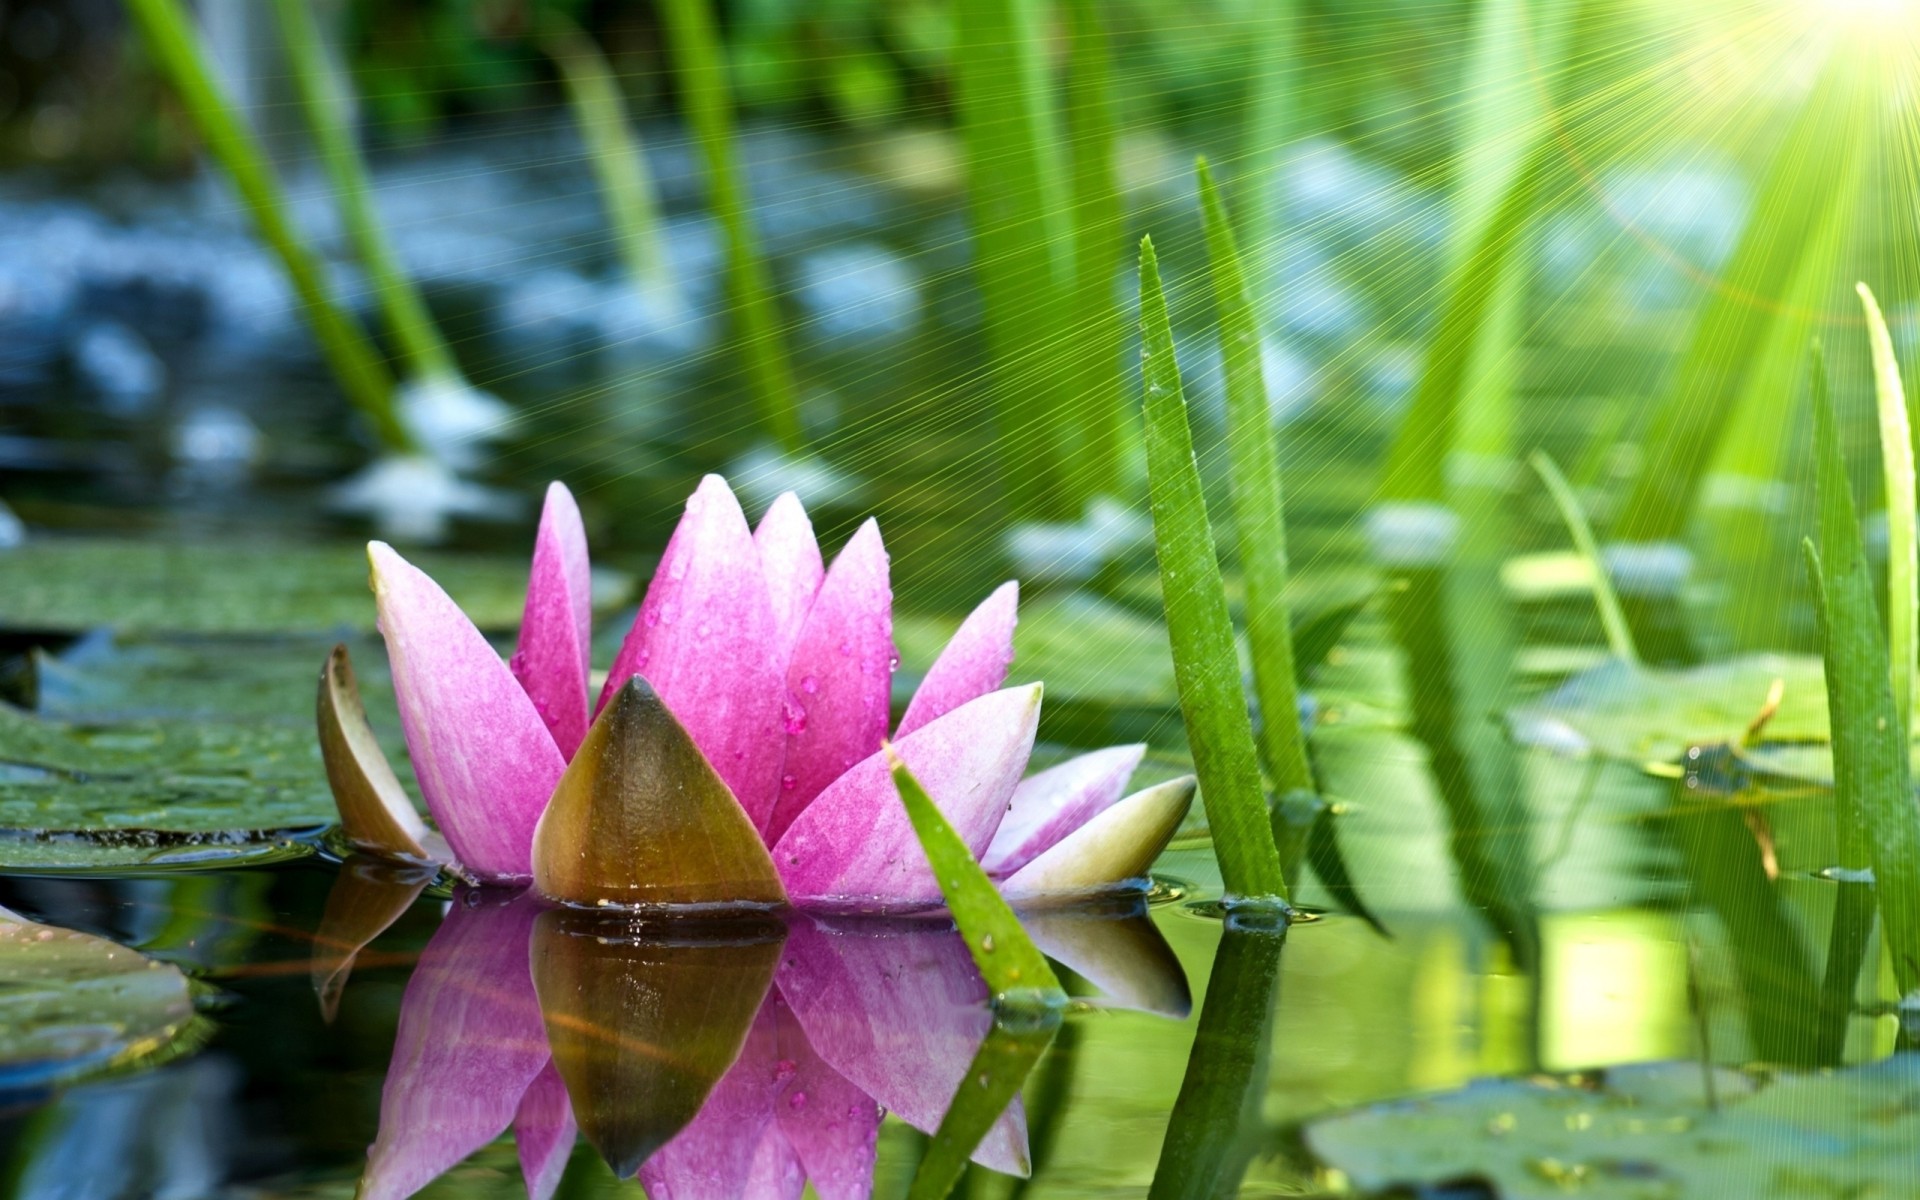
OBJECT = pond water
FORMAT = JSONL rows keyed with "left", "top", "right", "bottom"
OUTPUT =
{"left": 3, "top": 93, "right": 1916, "bottom": 1198}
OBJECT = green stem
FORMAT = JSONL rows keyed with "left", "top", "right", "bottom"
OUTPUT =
{"left": 125, "top": 0, "right": 410, "bottom": 452}
{"left": 1062, "top": 0, "right": 1126, "bottom": 500}
{"left": 1860, "top": 282, "right": 1915, "bottom": 734}
{"left": 542, "top": 14, "right": 675, "bottom": 298}
{"left": 270, "top": 0, "right": 458, "bottom": 384}
{"left": 1530, "top": 450, "right": 1639, "bottom": 665}
{"left": 1195, "top": 160, "right": 1314, "bottom": 797}
{"left": 1139, "top": 236, "right": 1290, "bottom": 903}
{"left": 658, "top": 0, "right": 801, "bottom": 453}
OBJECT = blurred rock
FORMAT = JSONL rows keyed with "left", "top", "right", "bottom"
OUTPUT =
{"left": 796, "top": 242, "right": 920, "bottom": 342}
{"left": 71, "top": 321, "right": 165, "bottom": 414}
{"left": 1004, "top": 497, "right": 1152, "bottom": 583}
{"left": 169, "top": 405, "right": 261, "bottom": 492}
{"left": 728, "top": 444, "right": 865, "bottom": 515}
{"left": 397, "top": 375, "right": 514, "bottom": 471}
{"left": 328, "top": 455, "right": 521, "bottom": 544}
{"left": 0, "top": 499, "right": 24, "bottom": 549}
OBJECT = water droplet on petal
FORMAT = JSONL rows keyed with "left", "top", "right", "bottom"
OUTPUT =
{"left": 782, "top": 774, "right": 798, "bottom": 791}
{"left": 789, "top": 1091, "right": 808, "bottom": 1110}
{"left": 801, "top": 675, "right": 819, "bottom": 695}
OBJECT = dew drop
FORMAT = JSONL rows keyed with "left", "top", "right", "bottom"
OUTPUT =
{"left": 801, "top": 675, "right": 820, "bottom": 695}
{"left": 980, "top": 934, "right": 995, "bottom": 953}
{"left": 782, "top": 774, "right": 798, "bottom": 791}
{"left": 789, "top": 1091, "right": 808, "bottom": 1110}
{"left": 774, "top": 1059, "right": 798, "bottom": 1083}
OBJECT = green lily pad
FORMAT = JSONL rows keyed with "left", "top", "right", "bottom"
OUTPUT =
{"left": 0, "top": 538, "right": 631, "bottom": 635}
{"left": 0, "top": 913, "right": 202, "bottom": 1090}
{"left": 1304, "top": 1057, "right": 1920, "bottom": 1199}
{"left": 1507, "top": 655, "right": 1829, "bottom": 765}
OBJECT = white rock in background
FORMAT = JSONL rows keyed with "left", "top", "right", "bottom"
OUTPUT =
{"left": 1600, "top": 540, "right": 1693, "bottom": 599}
{"left": 494, "top": 269, "right": 602, "bottom": 353}
{"left": 397, "top": 375, "right": 514, "bottom": 471}
{"left": 727, "top": 444, "right": 865, "bottom": 515}
{"left": 596, "top": 277, "right": 712, "bottom": 361}
{"left": 1364, "top": 502, "right": 1460, "bottom": 568}
{"left": 796, "top": 242, "right": 921, "bottom": 341}
{"left": 328, "top": 455, "right": 521, "bottom": 544}
{"left": 0, "top": 499, "right": 25, "bottom": 549}
{"left": 171, "top": 406, "right": 261, "bottom": 471}
{"left": 1005, "top": 496, "right": 1153, "bottom": 583}
{"left": 73, "top": 321, "right": 166, "bottom": 414}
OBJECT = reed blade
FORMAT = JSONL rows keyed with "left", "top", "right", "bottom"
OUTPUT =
{"left": 1195, "top": 159, "right": 1313, "bottom": 798}
{"left": 1138, "top": 236, "right": 1289, "bottom": 903}
{"left": 271, "top": 0, "right": 458, "bottom": 385}
{"left": 658, "top": 0, "right": 801, "bottom": 452}
{"left": 124, "top": 0, "right": 408, "bottom": 451}
{"left": 1806, "top": 351, "right": 1920, "bottom": 995}
{"left": 905, "top": 1018, "right": 1059, "bottom": 1200}
{"left": 1063, "top": 0, "right": 1126, "bottom": 499}
{"left": 1860, "top": 282, "right": 1916, "bottom": 734}
{"left": 542, "top": 14, "right": 675, "bottom": 297}
{"left": 954, "top": 0, "right": 1076, "bottom": 517}
{"left": 1530, "top": 451, "right": 1639, "bottom": 665}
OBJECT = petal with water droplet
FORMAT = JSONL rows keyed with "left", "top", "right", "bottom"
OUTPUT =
{"left": 370, "top": 543, "right": 567, "bottom": 883}
{"left": 773, "top": 685, "right": 1041, "bottom": 910}
{"left": 767, "top": 520, "right": 893, "bottom": 843}
{"left": 756, "top": 491, "right": 825, "bottom": 665}
{"left": 897, "top": 581, "right": 1018, "bottom": 738}
{"left": 600, "top": 475, "right": 785, "bottom": 831}
{"left": 514, "top": 482, "right": 593, "bottom": 758}
{"left": 534, "top": 676, "right": 786, "bottom": 909}
{"left": 981, "top": 744, "right": 1145, "bottom": 878}
{"left": 772, "top": 990, "right": 880, "bottom": 1200}
{"left": 999, "top": 777, "right": 1194, "bottom": 903}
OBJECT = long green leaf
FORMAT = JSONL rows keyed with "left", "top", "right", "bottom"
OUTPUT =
{"left": 1618, "top": 47, "right": 1871, "bottom": 539}
{"left": 1530, "top": 451, "right": 1639, "bottom": 665}
{"left": 954, "top": 0, "right": 1076, "bottom": 517}
{"left": 1860, "top": 282, "right": 1915, "bottom": 734}
{"left": 542, "top": 14, "right": 674, "bottom": 297}
{"left": 1195, "top": 159, "right": 1313, "bottom": 799}
{"left": 1138, "top": 236, "right": 1290, "bottom": 903}
{"left": 657, "top": 0, "right": 800, "bottom": 452}
{"left": 271, "top": 0, "right": 459, "bottom": 384}
{"left": 888, "top": 750, "right": 1062, "bottom": 1002}
{"left": 1806, "top": 351, "right": 1920, "bottom": 994}
{"left": 1234, "top": 0, "right": 1297, "bottom": 266}
{"left": 1062, "top": 0, "right": 1126, "bottom": 499}
{"left": 1147, "top": 923, "right": 1286, "bottom": 1200}
{"left": 124, "top": 0, "right": 409, "bottom": 452}
{"left": 906, "top": 1019, "right": 1058, "bottom": 1200}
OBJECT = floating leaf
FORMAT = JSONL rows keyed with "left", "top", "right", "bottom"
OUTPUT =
{"left": 887, "top": 749, "right": 1061, "bottom": 1003}
{"left": 1139, "top": 237, "right": 1288, "bottom": 903}
{"left": 0, "top": 912, "right": 200, "bottom": 1091}
{"left": 1304, "top": 1058, "right": 1920, "bottom": 1200}
{"left": 529, "top": 908, "right": 783, "bottom": 1178}
{"left": 533, "top": 677, "right": 785, "bottom": 911}
{"left": 0, "top": 539, "right": 623, "bottom": 635}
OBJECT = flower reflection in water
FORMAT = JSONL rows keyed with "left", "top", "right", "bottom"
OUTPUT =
{"left": 334, "top": 882, "right": 1188, "bottom": 1200}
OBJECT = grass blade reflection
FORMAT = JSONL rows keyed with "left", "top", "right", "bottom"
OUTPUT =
{"left": 906, "top": 1017, "right": 1061, "bottom": 1200}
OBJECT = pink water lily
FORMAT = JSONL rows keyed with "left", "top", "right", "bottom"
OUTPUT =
{"left": 327, "top": 474, "right": 1192, "bottom": 910}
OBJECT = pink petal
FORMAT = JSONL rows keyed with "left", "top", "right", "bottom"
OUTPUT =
{"left": 772, "top": 685, "right": 1042, "bottom": 911}
{"left": 756, "top": 491, "right": 825, "bottom": 665}
{"left": 896, "top": 581, "right": 1018, "bottom": 738}
{"left": 361, "top": 892, "right": 551, "bottom": 1200}
{"left": 981, "top": 744, "right": 1145, "bottom": 878}
{"left": 766, "top": 520, "right": 895, "bottom": 843}
{"left": 599, "top": 475, "right": 785, "bottom": 829}
{"left": 637, "top": 1003, "right": 792, "bottom": 1200}
{"left": 370, "top": 542, "right": 568, "bottom": 884}
{"left": 772, "top": 990, "right": 881, "bottom": 1200}
{"left": 515, "top": 1061, "right": 578, "bottom": 1200}
{"left": 776, "top": 917, "right": 1028, "bottom": 1176}
{"left": 514, "top": 483, "right": 593, "bottom": 758}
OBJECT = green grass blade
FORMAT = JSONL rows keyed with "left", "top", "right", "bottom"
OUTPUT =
{"left": 1138, "top": 236, "right": 1289, "bottom": 903}
{"left": 1806, "top": 352, "right": 1920, "bottom": 994}
{"left": 1617, "top": 47, "right": 1871, "bottom": 539}
{"left": 657, "top": 0, "right": 800, "bottom": 453}
{"left": 1147, "top": 923, "right": 1286, "bottom": 1200}
{"left": 542, "top": 14, "right": 674, "bottom": 297}
{"left": 905, "top": 1019, "right": 1059, "bottom": 1200}
{"left": 1530, "top": 450, "right": 1639, "bottom": 665}
{"left": 124, "top": 0, "right": 408, "bottom": 452}
{"left": 888, "top": 749, "right": 1062, "bottom": 1001}
{"left": 1194, "top": 159, "right": 1313, "bottom": 798}
{"left": 1235, "top": 0, "right": 1297, "bottom": 264}
{"left": 954, "top": 0, "right": 1076, "bottom": 518}
{"left": 271, "top": 0, "right": 458, "bottom": 384}
{"left": 1062, "top": 0, "right": 1126, "bottom": 499}
{"left": 1860, "top": 282, "right": 1915, "bottom": 734}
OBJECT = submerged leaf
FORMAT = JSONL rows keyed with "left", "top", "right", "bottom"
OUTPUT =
{"left": 887, "top": 750, "right": 1061, "bottom": 1001}
{"left": 316, "top": 643, "right": 431, "bottom": 862}
{"left": 530, "top": 908, "right": 783, "bottom": 1178}
{"left": 0, "top": 912, "right": 199, "bottom": 1091}
{"left": 1304, "top": 1058, "right": 1920, "bottom": 1200}
{"left": 533, "top": 676, "right": 785, "bottom": 910}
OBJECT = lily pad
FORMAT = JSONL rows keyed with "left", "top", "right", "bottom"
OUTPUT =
{"left": 1507, "top": 655, "right": 1829, "bottom": 765}
{"left": 1303, "top": 1057, "right": 1920, "bottom": 1199}
{"left": 0, "top": 538, "right": 631, "bottom": 635}
{"left": 0, "top": 912, "right": 201, "bottom": 1091}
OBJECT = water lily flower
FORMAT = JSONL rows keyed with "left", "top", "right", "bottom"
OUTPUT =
{"left": 322, "top": 474, "right": 1193, "bottom": 910}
